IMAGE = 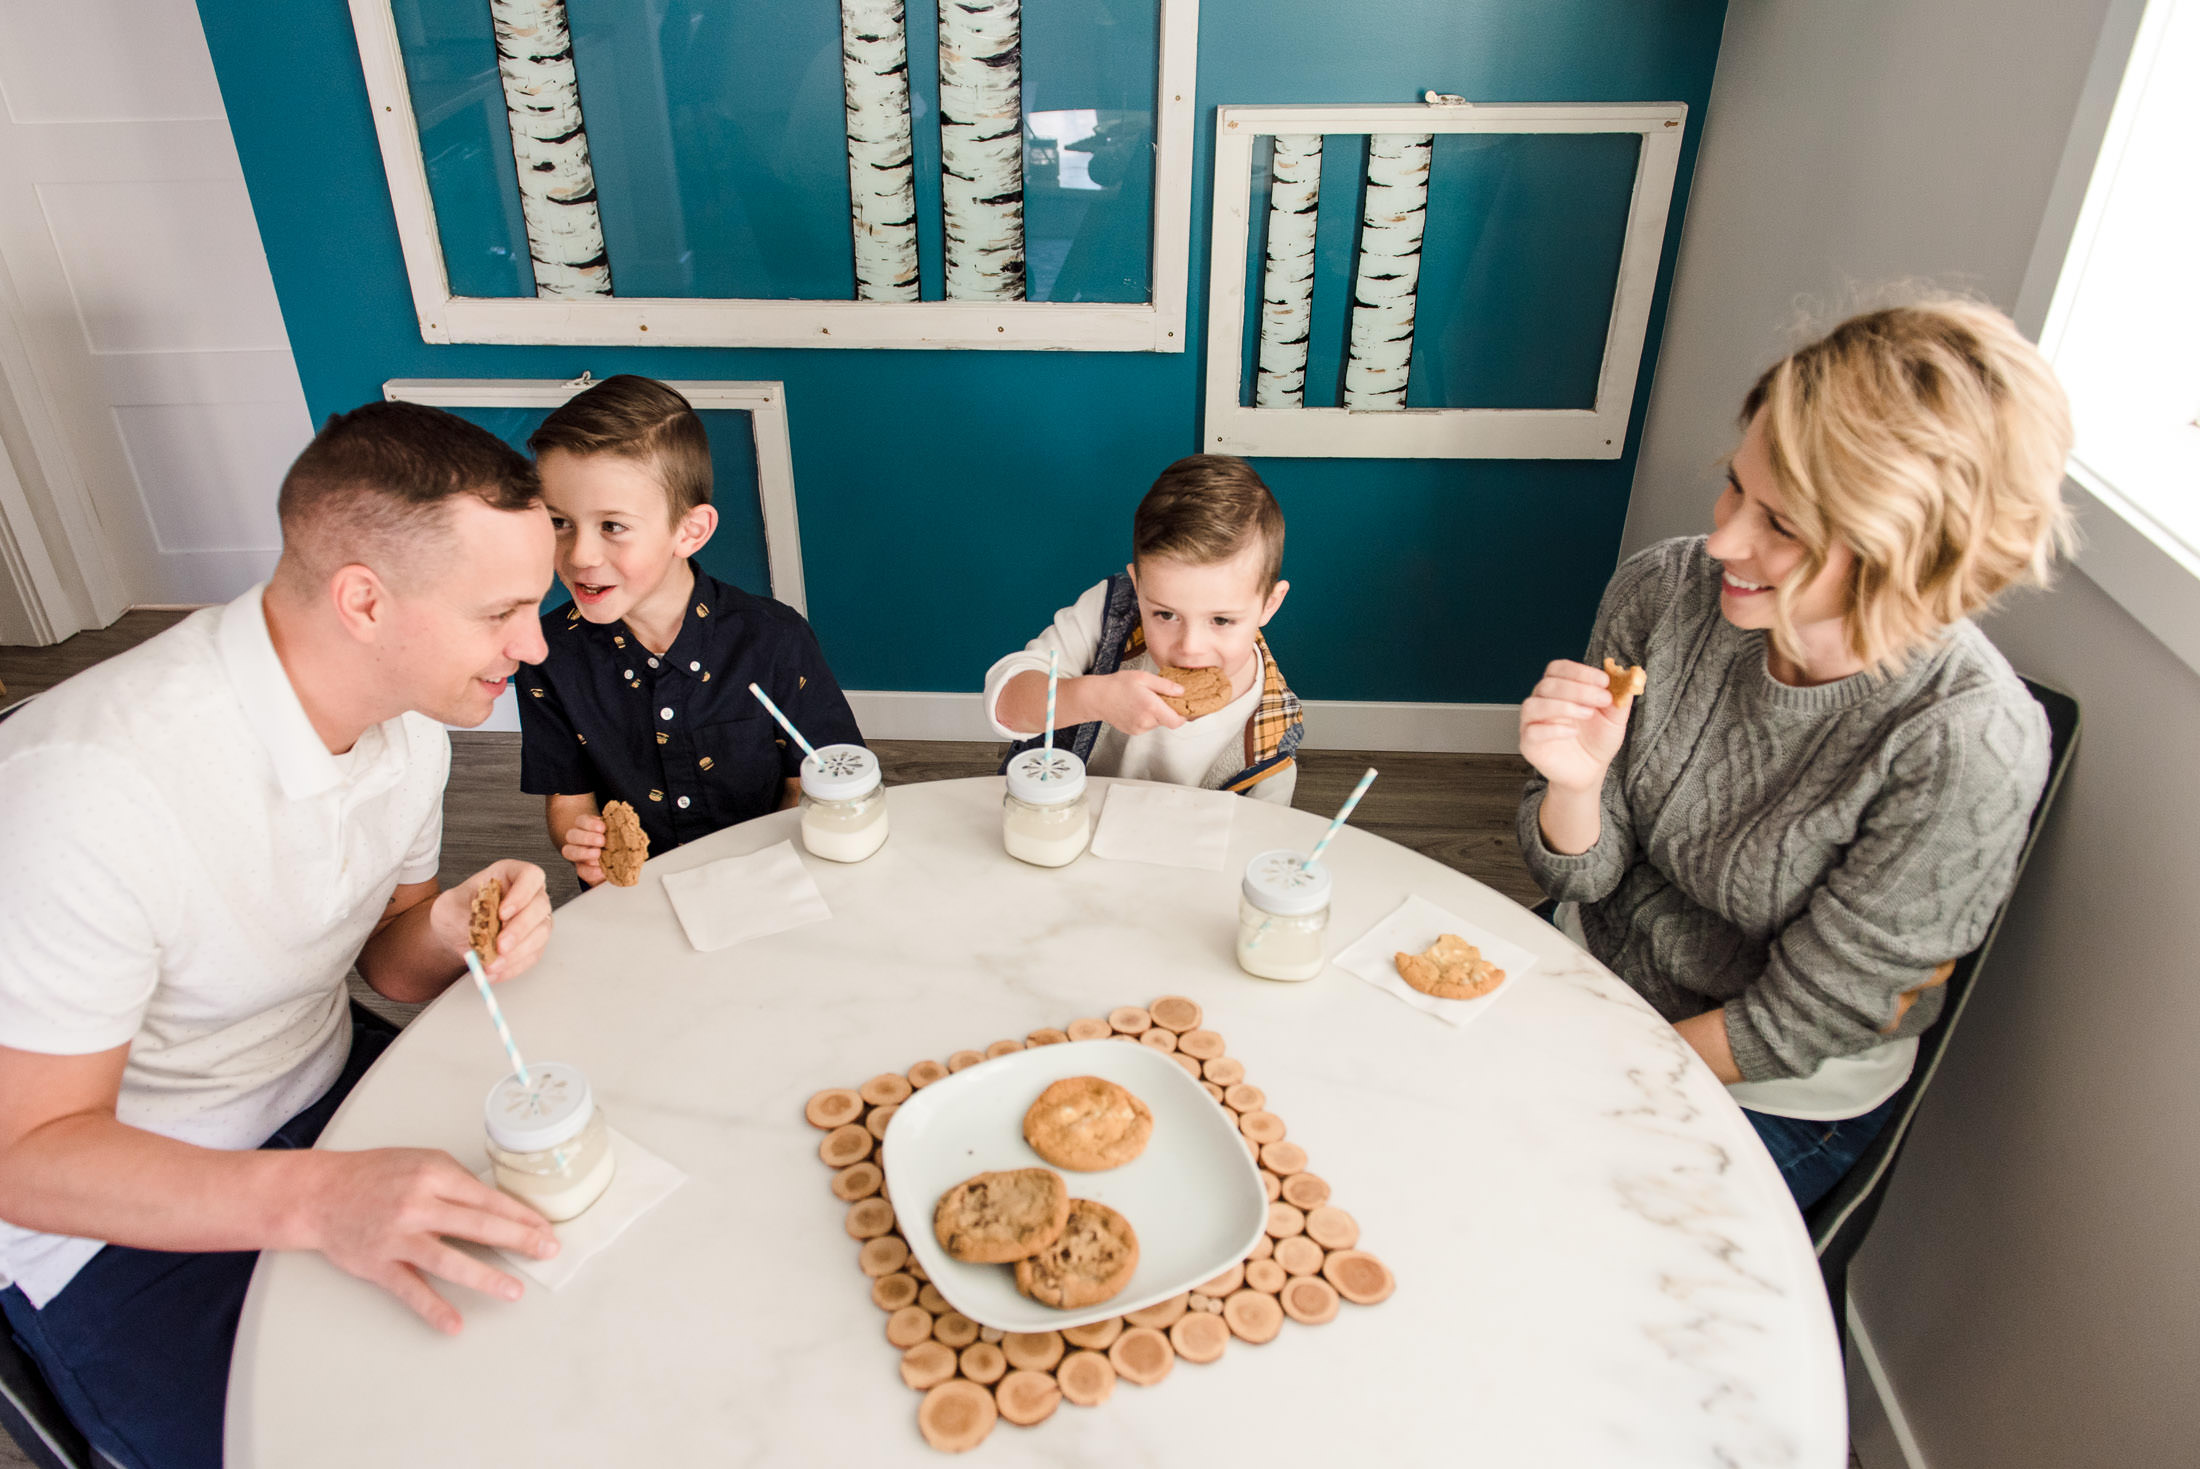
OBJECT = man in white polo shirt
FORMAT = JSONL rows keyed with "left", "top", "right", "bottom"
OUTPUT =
{"left": 0, "top": 402, "right": 566, "bottom": 1469}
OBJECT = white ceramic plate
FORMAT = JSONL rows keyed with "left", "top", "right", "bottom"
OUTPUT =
{"left": 882, "top": 1039, "right": 1268, "bottom": 1331}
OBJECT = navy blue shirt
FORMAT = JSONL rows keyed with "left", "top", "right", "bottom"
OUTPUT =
{"left": 515, "top": 571, "right": 864, "bottom": 855}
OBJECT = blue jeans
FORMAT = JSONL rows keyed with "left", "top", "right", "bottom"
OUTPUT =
{"left": 1, "top": 1002, "right": 398, "bottom": 1469}
{"left": 1743, "top": 1089, "right": 1902, "bottom": 1210}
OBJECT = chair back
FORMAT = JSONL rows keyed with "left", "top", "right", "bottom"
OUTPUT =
{"left": 1805, "top": 677, "right": 2081, "bottom": 1276}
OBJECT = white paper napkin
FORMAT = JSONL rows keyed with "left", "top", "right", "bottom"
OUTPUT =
{"left": 1089, "top": 783, "right": 1236, "bottom": 870}
{"left": 660, "top": 840, "right": 831, "bottom": 952}
{"left": 1332, "top": 894, "right": 1540, "bottom": 1028}
{"left": 479, "top": 1128, "right": 686, "bottom": 1292}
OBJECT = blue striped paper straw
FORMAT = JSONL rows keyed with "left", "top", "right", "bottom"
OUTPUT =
{"left": 748, "top": 681, "right": 818, "bottom": 761}
{"left": 464, "top": 949, "right": 531, "bottom": 1088}
{"left": 1043, "top": 649, "right": 1060, "bottom": 753}
{"left": 1303, "top": 766, "right": 1378, "bottom": 869}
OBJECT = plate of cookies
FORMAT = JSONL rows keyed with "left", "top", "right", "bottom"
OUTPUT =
{"left": 883, "top": 1039, "right": 1268, "bottom": 1332}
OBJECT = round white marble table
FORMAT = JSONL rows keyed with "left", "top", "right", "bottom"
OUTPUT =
{"left": 229, "top": 777, "right": 1844, "bottom": 1467}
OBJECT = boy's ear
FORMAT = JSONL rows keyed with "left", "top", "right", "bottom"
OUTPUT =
{"left": 1124, "top": 561, "right": 1138, "bottom": 591}
{"left": 1258, "top": 578, "right": 1289, "bottom": 625}
{"left": 672, "top": 503, "right": 719, "bottom": 558}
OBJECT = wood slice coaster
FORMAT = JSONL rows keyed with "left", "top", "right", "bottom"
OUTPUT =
{"left": 1056, "top": 1349, "right": 1116, "bottom": 1406}
{"left": 861, "top": 1073, "right": 914, "bottom": 1107}
{"left": 1170, "top": 1310, "right": 1231, "bottom": 1363}
{"left": 995, "top": 1369, "right": 1061, "bottom": 1426}
{"left": 813, "top": 998, "right": 1393, "bottom": 1452}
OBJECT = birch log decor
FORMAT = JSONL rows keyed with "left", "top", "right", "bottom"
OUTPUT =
{"left": 489, "top": 0, "right": 612, "bottom": 298}
{"left": 841, "top": 0, "right": 920, "bottom": 300}
{"left": 1254, "top": 134, "right": 1322, "bottom": 407}
{"left": 1341, "top": 132, "right": 1432, "bottom": 410}
{"left": 938, "top": 0, "right": 1026, "bottom": 300}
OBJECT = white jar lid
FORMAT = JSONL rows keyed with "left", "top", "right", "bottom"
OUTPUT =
{"left": 484, "top": 1063, "right": 594, "bottom": 1153}
{"left": 1242, "top": 848, "right": 1332, "bottom": 915}
{"left": 1005, "top": 746, "right": 1087, "bottom": 805}
{"left": 801, "top": 743, "right": 882, "bottom": 802}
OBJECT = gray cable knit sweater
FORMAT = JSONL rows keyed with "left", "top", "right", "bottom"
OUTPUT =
{"left": 1518, "top": 537, "right": 2048, "bottom": 1084}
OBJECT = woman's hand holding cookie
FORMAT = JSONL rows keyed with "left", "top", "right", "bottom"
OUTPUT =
{"left": 560, "top": 814, "right": 609, "bottom": 887}
{"left": 1518, "top": 659, "right": 1632, "bottom": 792}
{"left": 434, "top": 861, "right": 553, "bottom": 982}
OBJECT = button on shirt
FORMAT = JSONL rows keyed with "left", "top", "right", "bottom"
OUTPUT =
{"left": 0, "top": 587, "right": 448, "bottom": 1306}
{"left": 515, "top": 572, "right": 864, "bottom": 855}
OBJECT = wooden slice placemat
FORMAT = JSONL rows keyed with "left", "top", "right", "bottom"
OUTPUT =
{"left": 805, "top": 996, "right": 1395, "bottom": 1453}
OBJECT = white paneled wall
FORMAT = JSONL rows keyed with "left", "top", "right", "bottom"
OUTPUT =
{"left": 0, "top": 0, "right": 312, "bottom": 629}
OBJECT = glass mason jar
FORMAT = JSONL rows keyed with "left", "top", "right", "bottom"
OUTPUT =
{"left": 1001, "top": 747, "right": 1090, "bottom": 867}
{"left": 798, "top": 744, "right": 889, "bottom": 863}
{"left": 1235, "top": 849, "right": 1333, "bottom": 982}
{"left": 484, "top": 1063, "right": 618, "bottom": 1223}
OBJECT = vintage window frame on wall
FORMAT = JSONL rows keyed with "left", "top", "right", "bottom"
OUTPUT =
{"left": 381, "top": 377, "right": 809, "bottom": 613}
{"left": 348, "top": 0, "right": 1199, "bottom": 352}
{"left": 1200, "top": 101, "right": 1687, "bottom": 460}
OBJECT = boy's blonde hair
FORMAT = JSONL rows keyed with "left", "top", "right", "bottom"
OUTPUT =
{"left": 1741, "top": 297, "right": 2075, "bottom": 671}
{"left": 1133, "top": 455, "right": 1286, "bottom": 588}
{"left": 528, "top": 375, "right": 712, "bottom": 521}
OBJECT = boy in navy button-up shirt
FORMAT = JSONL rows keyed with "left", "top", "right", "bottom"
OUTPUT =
{"left": 514, "top": 376, "right": 862, "bottom": 885}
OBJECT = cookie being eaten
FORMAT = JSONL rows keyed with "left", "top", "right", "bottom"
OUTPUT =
{"left": 1602, "top": 657, "right": 1646, "bottom": 712}
{"left": 468, "top": 878, "right": 503, "bottom": 963}
{"left": 1023, "top": 1076, "right": 1153, "bottom": 1172}
{"left": 601, "top": 800, "right": 648, "bottom": 886}
{"left": 1155, "top": 664, "right": 1233, "bottom": 720}
{"left": 1014, "top": 1198, "right": 1140, "bottom": 1309}
{"left": 933, "top": 1168, "right": 1071, "bottom": 1264}
{"left": 1394, "top": 933, "right": 1505, "bottom": 1001}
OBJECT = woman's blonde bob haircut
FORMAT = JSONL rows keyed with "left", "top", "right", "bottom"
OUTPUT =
{"left": 1741, "top": 297, "right": 2076, "bottom": 672}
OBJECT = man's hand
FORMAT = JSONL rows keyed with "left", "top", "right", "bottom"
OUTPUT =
{"left": 430, "top": 862, "right": 551, "bottom": 982}
{"left": 1080, "top": 670, "right": 1187, "bottom": 736}
{"left": 294, "top": 1147, "right": 558, "bottom": 1334}
{"left": 560, "top": 815, "right": 608, "bottom": 887}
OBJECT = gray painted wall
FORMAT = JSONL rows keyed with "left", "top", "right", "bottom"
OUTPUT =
{"left": 1622, "top": 1, "right": 2200, "bottom": 1465}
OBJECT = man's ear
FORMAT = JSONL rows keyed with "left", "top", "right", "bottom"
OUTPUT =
{"left": 673, "top": 503, "right": 719, "bottom": 558}
{"left": 1258, "top": 578, "right": 1290, "bottom": 625}
{"left": 328, "top": 563, "right": 391, "bottom": 644}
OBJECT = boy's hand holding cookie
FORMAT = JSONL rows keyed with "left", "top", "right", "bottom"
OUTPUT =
{"left": 559, "top": 812, "right": 609, "bottom": 887}
{"left": 433, "top": 861, "right": 552, "bottom": 982}
{"left": 1518, "top": 658, "right": 1636, "bottom": 794}
{"left": 1080, "top": 669, "right": 1189, "bottom": 736}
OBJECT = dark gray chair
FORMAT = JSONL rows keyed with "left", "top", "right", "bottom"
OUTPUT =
{"left": 1805, "top": 676, "right": 2081, "bottom": 1346}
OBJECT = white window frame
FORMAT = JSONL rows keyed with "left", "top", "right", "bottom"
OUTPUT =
{"left": 381, "top": 377, "right": 809, "bottom": 614}
{"left": 1200, "top": 101, "right": 1686, "bottom": 460}
{"left": 2015, "top": 0, "right": 2200, "bottom": 678}
{"left": 348, "top": 0, "right": 1197, "bottom": 352}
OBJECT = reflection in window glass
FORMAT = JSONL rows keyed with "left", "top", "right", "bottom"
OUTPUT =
{"left": 1238, "top": 130, "right": 1640, "bottom": 410}
{"left": 392, "top": 0, "right": 1156, "bottom": 304}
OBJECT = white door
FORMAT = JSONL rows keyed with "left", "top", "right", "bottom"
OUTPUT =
{"left": 0, "top": 0, "right": 314, "bottom": 636}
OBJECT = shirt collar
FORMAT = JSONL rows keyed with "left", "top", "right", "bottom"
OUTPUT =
{"left": 216, "top": 584, "right": 352, "bottom": 801}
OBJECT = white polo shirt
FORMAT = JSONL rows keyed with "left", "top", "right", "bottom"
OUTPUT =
{"left": 0, "top": 586, "right": 449, "bottom": 1306}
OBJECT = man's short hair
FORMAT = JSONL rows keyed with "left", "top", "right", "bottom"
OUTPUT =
{"left": 527, "top": 375, "right": 713, "bottom": 522}
{"left": 276, "top": 401, "right": 539, "bottom": 586}
{"left": 1132, "top": 455, "right": 1286, "bottom": 588}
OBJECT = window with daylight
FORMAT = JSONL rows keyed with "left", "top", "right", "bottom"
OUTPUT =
{"left": 2038, "top": 0, "right": 2200, "bottom": 570}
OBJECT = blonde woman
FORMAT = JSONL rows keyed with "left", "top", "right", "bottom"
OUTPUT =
{"left": 1516, "top": 300, "right": 2073, "bottom": 1207}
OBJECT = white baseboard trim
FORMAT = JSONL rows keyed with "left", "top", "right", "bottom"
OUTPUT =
{"left": 844, "top": 691, "right": 1523, "bottom": 754}
{"left": 1847, "top": 1293, "right": 1931, "bottom": 1469}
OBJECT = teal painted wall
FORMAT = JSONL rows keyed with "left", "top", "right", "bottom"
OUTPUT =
{"left": 195, "top": 0, "right": 1725, "bottom": 703}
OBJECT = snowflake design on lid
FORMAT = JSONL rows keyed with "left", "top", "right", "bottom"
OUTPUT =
{"left": 1251, "top": 851, "right": 1324, "bottom": 891}
{"left": 814, "top": 747, "right": 873, "bottom": 780}
{"left": 501, "top": 1072, "right": 574, "bottom": 1122}
{"left": 1024, "top": 750, "right": 1080, "bottom": 784}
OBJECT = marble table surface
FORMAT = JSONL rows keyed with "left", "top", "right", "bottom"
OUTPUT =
{"left": 229, "top": 777, "right": 1845, "bottom": 1467}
